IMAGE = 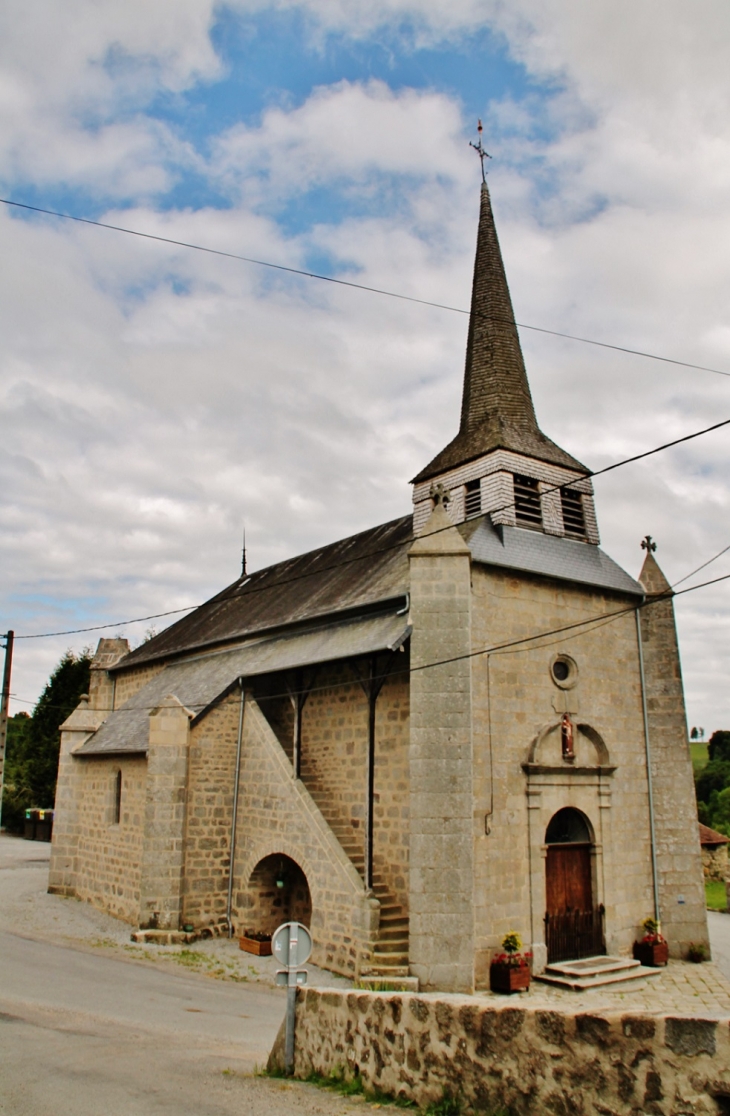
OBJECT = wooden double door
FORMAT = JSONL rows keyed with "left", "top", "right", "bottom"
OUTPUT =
{"left": 545, "top": 843, "right": 604, "bottom": 962}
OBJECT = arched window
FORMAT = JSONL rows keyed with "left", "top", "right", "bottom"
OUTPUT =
{"left": 545, "top": 807, "right": 591, "bottom": 845}
{"left": 114, "top": 770, "right": 122, "bottom": 825}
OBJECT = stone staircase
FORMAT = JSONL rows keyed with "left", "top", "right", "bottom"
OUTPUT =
{"left": 301, "top": 775, "right": 410, "bottom": 981}
{"left": 535, "top": 955, "right": 663, "bottom": 991}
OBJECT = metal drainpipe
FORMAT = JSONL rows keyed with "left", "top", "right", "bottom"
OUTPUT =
{"left": 636, "top": 608, "right": 661, "bottom": 924}
{"left": 226, "top": 679, "right": 245, "bottom": 938}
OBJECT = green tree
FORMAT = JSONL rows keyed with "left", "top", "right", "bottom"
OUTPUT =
{"left": 711, "top": 787, "right": 730, "bottom": 837}
{"left": 708, "top": 730, "right": 730, "bottom": 763}
{"left": 0, "top": 650, "right": 91, "bottom": 831}
{"left": 695, "top": 759, "right": 730, "bottom": 807}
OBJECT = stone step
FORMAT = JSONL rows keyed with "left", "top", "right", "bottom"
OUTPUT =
{"left": 536, "top": 955, "right": 663, "bottom": 991}
{"left": 357, "top": 975, "right": 419, "bottom": 992}
{"left": 544, "top": 956, "right": 643, "bottom": 979}
{"left": 361, "top": 964, "right": 411, "bottom": 978}
{"left": 378, "top": 928, "right": 409, "bottom": 943}
{"left": 372, "top": 948, "right": 409, "bottom": 963}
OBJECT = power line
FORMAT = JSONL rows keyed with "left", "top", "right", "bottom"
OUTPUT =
{"left": 2, "top": 197, "right": 729, "bottom": 380}
{"left": 8, "top": 572, "right": 730, "bottom": 717}
{"left": 672, "top": 541, "right": 730, "bottom": 589}
{"left": 11, "top": 413, "right": 729, "bottom": 641}
{"left": 13, "top": 606, "right": 198, "bottom": 641}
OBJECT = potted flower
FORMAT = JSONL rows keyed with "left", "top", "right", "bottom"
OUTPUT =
{"left": 633, "top": 917, "right": 669, "bottom": 967}
{"left": 239, "top": 929, "right": 273, "bottom": 956}
{"left": 490, "top": 931, "right": 532, "bottom": 994}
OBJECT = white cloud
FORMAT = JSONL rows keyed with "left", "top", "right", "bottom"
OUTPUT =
{"left": 2, "top": 0, "right": 730, "bottom": 737}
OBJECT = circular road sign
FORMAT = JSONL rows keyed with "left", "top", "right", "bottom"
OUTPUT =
{"left": 272, "top": 921, "right": 312, "bottom": 967}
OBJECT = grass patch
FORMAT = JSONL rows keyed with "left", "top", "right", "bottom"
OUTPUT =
{"left": 691, "top": 740, "right": 709, "bottom": 774}
{"left": 262, "top": 1064, "right": 415, "bottom": 1107}
{"left": 423, "top": 1092, "right": 463, "bottom": 1116}
{"left": 261, "top": 1066, "right": 510, "bottom": 1113}
{"left": 706, "top": 879, "right": 727, "bottom": 910}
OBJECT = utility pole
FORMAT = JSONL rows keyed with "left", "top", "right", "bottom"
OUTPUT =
{"left": 0, "top": 630, "right": 15, "bottom": 826}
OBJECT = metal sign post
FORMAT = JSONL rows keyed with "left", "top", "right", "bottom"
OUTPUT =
{"left": 272, "top": 921, "right": 312, "bottom": 1074}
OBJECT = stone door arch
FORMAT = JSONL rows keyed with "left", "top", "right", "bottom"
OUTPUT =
{"left": 544, "top": 807, "right": 604, "bottom": 963}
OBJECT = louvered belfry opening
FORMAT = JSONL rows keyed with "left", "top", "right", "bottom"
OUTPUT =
{"left": 561, "top": 487, "right": 587, "bottom": 539}
{"left": 513, "top": 474, "right": 542, "bottom": 529}
{"left": 464, "top": 478, "right": 481, "bottom": 518}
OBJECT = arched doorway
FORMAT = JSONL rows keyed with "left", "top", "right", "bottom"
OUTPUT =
{"left": 544, "top": 808, "right": 604, "bottom": 963}
{"left": 239, "top": 854, "right": 312, "bottom": 937}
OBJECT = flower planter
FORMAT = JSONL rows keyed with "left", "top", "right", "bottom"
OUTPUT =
{"left": 239, "top": 935, "right": 272, "bottom": 956}
{"left": 633, "top": 939, "right": 669, "bottom": 967}
{"left": 490, "top": 963, "right": 531, "bottom": 994}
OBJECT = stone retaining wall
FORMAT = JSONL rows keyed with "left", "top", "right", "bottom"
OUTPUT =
{"left": 272, "top": 987, "right": 730, "bottom": 1115}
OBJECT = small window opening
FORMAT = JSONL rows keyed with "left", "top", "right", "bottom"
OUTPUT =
{"left": 114, "top": 770, "right": 122, "bottom": 825}
{"left": 514, "top": 474, "right": 542, "bottom": 529}
{"left": 464, "top": 479, "right": 481, "bottom": 518}
{"left": 561, "top": 487, "right": 586, "bottom": 538}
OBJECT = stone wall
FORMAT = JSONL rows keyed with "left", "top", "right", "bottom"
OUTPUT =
{"left": 299, "top": 662, "right": 410, "bottom": 912}
{"left": 113, "top": 662, "right": 166, "bottom": 708}
{"left": 702, "top": 844, "right": 729, "bottom": 883}
{"left": 275, "top": 988, "right": 730, "bottom": 1116}
{"left": 230, "top": 698, "right": 380, "bottom": 977}
{"left": 181, "top": 691, "right": 241, "bottom": 928}
{"left": 56, "top": 754, "right": 147, "bottom": 924}
{"left": 408, "top": 504, "right": 475, "bottom": 993}
{"left": 639, "top": 553, "right": 709, "bottom": 955}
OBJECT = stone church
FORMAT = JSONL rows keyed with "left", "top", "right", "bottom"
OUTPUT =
{"left": 49, "top": 183, "right": 708, "bottom": 992}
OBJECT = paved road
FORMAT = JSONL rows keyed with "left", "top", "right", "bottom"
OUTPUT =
{"left": 0, "top": 837, "right": 361, "bottom": 1116}
{"left": 708, "top": 910, "right": 730, "bottom": 979}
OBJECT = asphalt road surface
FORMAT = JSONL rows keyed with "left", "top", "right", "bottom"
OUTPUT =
{"left": 0, "top": 837, "right": 362, "bottom": 1116}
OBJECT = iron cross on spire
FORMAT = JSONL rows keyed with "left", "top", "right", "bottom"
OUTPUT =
{"left": 641, "top": 535, "right": 657, "bottom": 553}
{"left": 469, "top": 119, "right": 492, "bottom": 183}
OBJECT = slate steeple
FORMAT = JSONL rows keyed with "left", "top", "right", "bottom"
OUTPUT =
{"left": 413, "top": 184, "right": 586, "bottom": 484}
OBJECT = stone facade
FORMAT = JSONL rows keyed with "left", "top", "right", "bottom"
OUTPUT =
{"left": 469, "top": 564, "right": 657, "bottom": 979}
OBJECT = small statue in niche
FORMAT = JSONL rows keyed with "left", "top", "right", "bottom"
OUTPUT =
{"left": 561, "top": 713, "right": 575, "bottom": 761}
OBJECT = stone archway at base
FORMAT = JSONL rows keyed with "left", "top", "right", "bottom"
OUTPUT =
{"left": 239, "top": 853, "right": 312, "bottom": 937}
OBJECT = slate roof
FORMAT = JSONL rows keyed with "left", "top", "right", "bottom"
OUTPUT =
{"left": 115, "top": 516, "right": 413, "bottom": 671}
{"left": 115, "top": 509, "right": 642, "bottom": 680}
{"left": 78, "top": 611, "right": 411, "bottom": 756}
{"left": 413, "top": 184, "right": 586, "bottom": 483}
{"left": 462, "top": 517, "right": 644, "bottom": 598}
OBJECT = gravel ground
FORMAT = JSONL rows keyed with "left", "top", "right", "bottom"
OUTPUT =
{"left": 0, "top": 833, "right": 353, "bottom": 990}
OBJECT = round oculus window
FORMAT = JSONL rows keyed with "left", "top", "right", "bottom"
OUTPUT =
{"left": 550, "top": 655, "right": 577, "bottom": 689}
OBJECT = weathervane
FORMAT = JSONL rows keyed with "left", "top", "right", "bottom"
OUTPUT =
{"left": 469, "top": 120, "right": 492, "bottom": 183}
{"left": 641, "top": 535, "right": 657, "bottom": 553}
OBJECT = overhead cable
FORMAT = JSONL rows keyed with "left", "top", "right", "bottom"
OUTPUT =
{"left": 12, "top": 413, "right": 729, "bottom": 641}
{"left": 2, "top": 197, "right": 729, "bottom": 380}
{"left": 9, "top": 571, "right": 730, "bottom": 716}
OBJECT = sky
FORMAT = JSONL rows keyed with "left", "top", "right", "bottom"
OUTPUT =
{"left": 1, "top": 0, "right": 730, "bottom": 735}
